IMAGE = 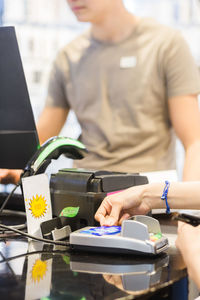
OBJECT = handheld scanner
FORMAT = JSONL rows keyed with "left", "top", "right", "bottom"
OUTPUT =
{"left": 172, "top": 212, "right": 200, "bottom": 226}
{"left": 23, "top": 136, "right": 88, "bottom": 177}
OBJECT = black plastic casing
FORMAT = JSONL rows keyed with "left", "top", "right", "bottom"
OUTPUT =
{"left": 50, "top": 168, "right": 148, "bottom": 228}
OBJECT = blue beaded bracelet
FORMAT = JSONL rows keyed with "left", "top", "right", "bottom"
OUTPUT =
{"left": 161, "top": 180, "right": 170, "bottom": 214}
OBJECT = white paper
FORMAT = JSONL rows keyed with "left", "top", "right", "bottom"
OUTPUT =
{"left": 22, "top": 174, "right": 52, "bottom": 238}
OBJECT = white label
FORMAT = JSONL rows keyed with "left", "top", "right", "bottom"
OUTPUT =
{"left": 22, "top": 173, "right": 52, "bottom": 238}
{"left": 120, "top": 56, "right": 137, "bottom": 68}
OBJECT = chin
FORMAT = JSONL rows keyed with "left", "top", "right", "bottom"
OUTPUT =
{"left": 76, "top": 16, "right": 90, "bottom": 22}
{"left": 76, "top": 15, "right": 92, "bottom": 22}
{"left": 73, "top": 11, "right": 94, "bottom": 23}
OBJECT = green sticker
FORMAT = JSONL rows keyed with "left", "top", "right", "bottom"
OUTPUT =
{"left": 63, "top": 255, "right": 70, "bottom": 265}
{"left": 60, "top": 206, "right": 79, "bottom": 217}
{"left": 155, "top": 232, "right": 162, "bottom": 239}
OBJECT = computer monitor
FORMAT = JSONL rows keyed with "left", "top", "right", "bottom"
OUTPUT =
{"left": 0, "top": 26, "right": 39, "bottom": 169}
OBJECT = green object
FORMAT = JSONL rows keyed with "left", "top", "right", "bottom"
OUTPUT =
{"left": 60, "top": 207, "right": 80, "bottom": 218}
{"left": 62, "top": 255, "right": 70, "bottom": 265}
{"left": 154, "top": 232, "right": 162, "bottom": 239}
{"left": 34, "top": 137, "right": 86, "bottom": 171}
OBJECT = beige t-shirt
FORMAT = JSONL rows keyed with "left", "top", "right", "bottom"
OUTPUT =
{"left": 46, "top": 18, "right": 200, "bottom": 173}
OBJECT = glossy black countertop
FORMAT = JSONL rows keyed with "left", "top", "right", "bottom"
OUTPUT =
{"left": 0, "top": 213, "right": 187, "bottom": 300}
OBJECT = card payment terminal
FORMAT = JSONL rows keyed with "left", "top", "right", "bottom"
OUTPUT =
{"left": 70, "top": 215, "right": 169, "bottom": 255}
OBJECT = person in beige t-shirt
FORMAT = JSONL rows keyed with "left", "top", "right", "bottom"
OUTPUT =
{"left": 1, "top": 0, "right": 200, "bottom": 183}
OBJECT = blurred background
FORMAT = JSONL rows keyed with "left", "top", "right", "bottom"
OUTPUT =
{"left": 1, "top": 0, "right": 200, "bottom": 180}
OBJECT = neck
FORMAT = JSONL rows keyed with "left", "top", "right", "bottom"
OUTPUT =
{"left": 91, "top": 6, "right": 138, "bottom": 43}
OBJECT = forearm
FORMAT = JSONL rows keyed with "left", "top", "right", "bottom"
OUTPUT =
{"left": 95, "top": 181, "right": 200, "bottom": 226}
{"left": 143, "top": 181, "right": 200, "bottom": 210}
{"left": 182, "top": 140, "right": 200, "bottom": 181}
{"left": 37, "top": 107, "right": 69, "bottom": 144}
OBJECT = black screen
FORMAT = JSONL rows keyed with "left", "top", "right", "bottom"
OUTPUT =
{"left": 0, "top": 26, "right": 39, "bottom": 169}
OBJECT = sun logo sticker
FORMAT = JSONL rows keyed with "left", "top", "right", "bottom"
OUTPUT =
{"left": 31, "top": 259, "right": 47, "bottom": 283}
{"left": 28, "top": 194, "right": 47, "bottom": 218}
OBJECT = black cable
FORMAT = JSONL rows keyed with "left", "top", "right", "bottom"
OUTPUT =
{"left": 0, "top": 249, "right": 69, "bottom": 264}
{"left": 0, "top": 209, "right": 26, "bottom": 217}
{"left": 0, "top": 209, "right": 27, "bottom": 236}
{"left": 0, "top": 232, "right": 21, "bottom": 238}
{"left": 0, "top": 223, "right": 70, "bottom": 246}
{"left": 0, "top": 223, "right": 27, "bottom": 237}
{"left": 0, "top": 182, "right": 21, "bottom": 215}
{"left": 0, "top": 251, "right": 16, "bottom": 276}
{"left": 0, "top": 210, "right": 27, "bottom": 232}
{"left": 0, "top": 181, "right": 27, "bottom": 236}
{"left": 0, "top": 224, "right": 26, "bottom": 231}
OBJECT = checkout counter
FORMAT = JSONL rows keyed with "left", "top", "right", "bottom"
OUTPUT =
{"left": 0, "top": 213, "right": 188, "bottom": 300}
{"left": 0, "top": 167, "right": 193, "bottom": 300}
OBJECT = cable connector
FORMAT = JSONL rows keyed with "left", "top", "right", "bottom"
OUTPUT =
{"left": 51, "top": 225, "right": 71, "bottom": 241}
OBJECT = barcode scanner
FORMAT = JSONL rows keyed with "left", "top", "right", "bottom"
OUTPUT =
{"left": 22, "top": 136, "right": 88, "bottom": 178}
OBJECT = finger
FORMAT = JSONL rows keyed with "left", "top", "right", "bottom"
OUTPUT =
{"left": 118, "top": 213, "right": 130, "bottom": 225}
{"left": 177, "top": 221, "right": 192, "bottom": 233}
{"left": 103, "top": 203, "right": 122, "bottom": 226}
{"left": 95, "top": 198, "right": 112, "bottom": 223}
{"left": 177, "top": 221, "right": 186, "bottom": 230}
{"left": 98, "top": 215, "right": 107, "bottom": 226}
{"left": 103, "top": 215, "right": 118, "bottom": 226}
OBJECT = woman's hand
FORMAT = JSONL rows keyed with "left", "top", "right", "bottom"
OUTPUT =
{"left": 95, "top": 184, "right": 151, "bottom": 226}
{"left": 176, "top": 221, "right": 200, "bottom": 289}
